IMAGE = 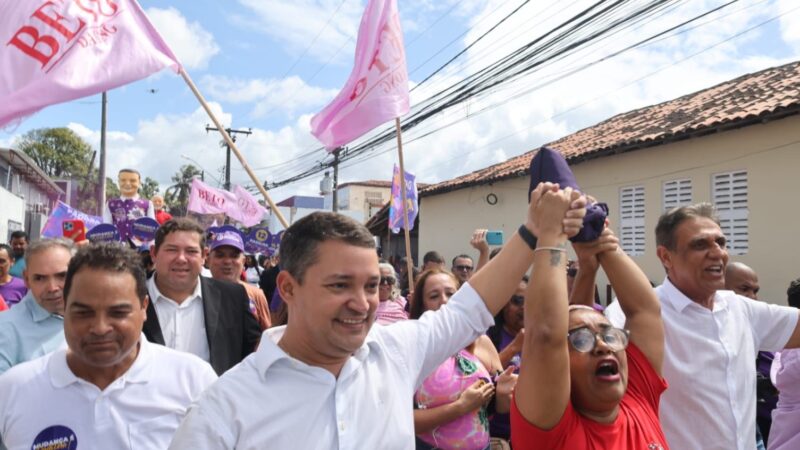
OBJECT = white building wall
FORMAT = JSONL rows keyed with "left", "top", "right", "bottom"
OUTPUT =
{"left": 0, "top": 186, "right": 26, "bottom": 242}
{"left": 419, "top": 116, "right": 800, "bottom": 305}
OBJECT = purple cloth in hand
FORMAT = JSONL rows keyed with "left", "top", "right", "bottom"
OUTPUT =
{"left": 528, "top": 147, "right": 608, "bottom": 242}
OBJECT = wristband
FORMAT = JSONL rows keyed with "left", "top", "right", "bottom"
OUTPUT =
{"left": 518, "top": 224, "right": 538, "bottom": 250}
{"left": 534, "top": 246, "right": 567, "bottom": 254}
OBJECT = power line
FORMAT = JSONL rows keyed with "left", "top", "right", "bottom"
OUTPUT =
{"left": 263, "top": 1, "right": 693, "bottom": 188}
{"left": 338, "top": 0, "right": 788, "bottom": 181}
{"left": 265, "top": 0, "right": 782, "bottom": 190}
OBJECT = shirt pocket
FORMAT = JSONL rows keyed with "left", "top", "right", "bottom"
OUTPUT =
{"left": 128, "top": 411, "right": 182, "bottom": 449}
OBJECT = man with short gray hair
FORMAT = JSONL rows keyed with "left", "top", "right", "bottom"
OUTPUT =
{"left": 609, "top": 202, "right": 800, "bottom": 450}
{"left": 0, "top": 239, "right": 74, "bottom": 374}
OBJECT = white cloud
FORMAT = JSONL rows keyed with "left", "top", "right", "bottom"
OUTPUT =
{"left": 777, "top": 0, "right": 800, "bottom": 51}
{"left": 233, "top": 0, "right": 482, "bottom": 65}
{"left": 16, "top": 0, "right": 796, "bottom": 209}
{"left": 233, "top": 0, "right": 363, "bottom": 63}
{"left": 341, "top": 0, "right": 798, "bottom": 188}
{"left": 62, "top": 104, "right": 328, "bottom": 202}
{"left": 146, "top": 7, "right": 220, "bottom": 70}
{"left": 201, "top": 75, "right": 339, "bottom": 119}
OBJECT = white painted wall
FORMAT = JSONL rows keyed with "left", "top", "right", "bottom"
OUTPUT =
{"left": 419, "top": 116, "right": 800, "bottom": 305}
{"left": 0, "top": 186, "right": 25, "bottom": 242}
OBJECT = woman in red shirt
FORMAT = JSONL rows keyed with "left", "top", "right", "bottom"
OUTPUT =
{"left": 511, "top": 184, "right": 668, "bottom": 450}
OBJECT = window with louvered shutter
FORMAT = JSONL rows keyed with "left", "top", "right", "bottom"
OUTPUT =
{"left": 663, "top": 178, "right": 692, "bottom": 211}
{"left": 619, "top": 185, "right": 645, "bottom": 255}
{"left": 712, "top": 170, "right": 748, "bottom": 255}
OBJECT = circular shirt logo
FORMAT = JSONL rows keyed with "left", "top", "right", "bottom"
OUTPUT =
{"left": 31, "top": 425, "right": 77, "bottom": 450}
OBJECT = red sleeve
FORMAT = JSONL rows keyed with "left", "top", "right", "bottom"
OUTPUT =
{"left": 510, "top": 394, "right": 584, "bottom": 450}
{"left": 0, "top": 295, "right": 7, "bottom": 311}
{"left": 624, "top": 342, "right": 667, "bottom": 412}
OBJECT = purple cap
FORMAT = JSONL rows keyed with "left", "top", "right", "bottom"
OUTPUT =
{"left": 209, "top": 229, "right": 245, "bottom": 252}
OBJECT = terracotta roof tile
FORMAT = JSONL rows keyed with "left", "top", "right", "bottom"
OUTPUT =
{"left": 337, "top": 180, "right": 393, "bottom": 189}
{"left": 422, "top": 61, "right": 800, "bottom": 196}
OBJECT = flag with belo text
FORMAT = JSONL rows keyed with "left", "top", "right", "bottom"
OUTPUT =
{"left": 0, "top": 0, "right": 180, "bottom": 128}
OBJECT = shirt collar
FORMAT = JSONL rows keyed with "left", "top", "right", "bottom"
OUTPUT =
{"left": 661, "top": 277, "right": 727, "bottom": 313}
{"left": 148, "top": 274, "right": 202, "bottom": 305}
{"left": 23, "top": 291, "right": 63, "bottom": 323}
{"left": 49, "top": 334, "right": 153, "bottom": 389}
{"left": 119, "top": 194, "right": 141, "bottom": 201}
{"left": 255, "top": 325, "right": 380, "bottom": 379}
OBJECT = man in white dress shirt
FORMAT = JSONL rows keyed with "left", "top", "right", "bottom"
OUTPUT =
{"left": 606, "top": 203, "right": 800, "bottom": 450}
{"left": 0, "top": 242, "right": 216, "bottom": 450}
{"left": 169, "top": 184, "right": 587, "bottom": 449}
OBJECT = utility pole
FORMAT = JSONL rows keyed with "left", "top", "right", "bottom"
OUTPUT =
{"left": 97, "top": 91, "right": 107, "bottom": 215}
{"left": 205, "top": 125, "right": 252, "bottom": 191}
{"left": 332, "top": 147, "right": 343, "bottom": 212}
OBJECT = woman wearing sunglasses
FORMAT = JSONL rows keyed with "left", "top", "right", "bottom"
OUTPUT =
{"left": 375, "top": 262, "right": 409, "bottom": 325}
{"left": 511, "top": 185, "right": 668, "bottom": 450}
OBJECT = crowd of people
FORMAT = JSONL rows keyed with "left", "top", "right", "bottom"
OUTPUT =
{"left": 0, "top": 179, "right": 798, "bottom": 450}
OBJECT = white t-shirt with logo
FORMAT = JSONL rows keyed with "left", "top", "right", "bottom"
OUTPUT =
{"left": 0, "top": 336, "right": 216, "bottom": 450}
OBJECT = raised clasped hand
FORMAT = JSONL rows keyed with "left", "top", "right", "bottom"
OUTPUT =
{"left": 527, "top": 183, "right": 587, "bottom": 240}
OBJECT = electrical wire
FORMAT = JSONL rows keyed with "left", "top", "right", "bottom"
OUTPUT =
{"left": 260, "top": 0, "right": 760, "bottom": 190}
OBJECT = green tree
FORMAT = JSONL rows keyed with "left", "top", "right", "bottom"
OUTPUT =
{"left": 106, "top": 177, "right": 120, "bottom": 199}
{"left": 15, "top": 127, "right": 108, "bottom": 214}
{"left": 164, "top": 164, "right": 202, "bottom": 216}
{"left": 16, "top": 128, "right": 93, "bottom": 178}
{"left": 139, "top": 176, "right": 160, "bottom": 199}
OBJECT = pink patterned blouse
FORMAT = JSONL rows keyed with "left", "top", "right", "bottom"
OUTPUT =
{"left": 415, "top": 349, "right": 491, "bottom": 449}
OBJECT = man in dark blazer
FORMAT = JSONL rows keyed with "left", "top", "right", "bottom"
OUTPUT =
{"left": 144, "top": 218, "right": 261, "bottom": 375}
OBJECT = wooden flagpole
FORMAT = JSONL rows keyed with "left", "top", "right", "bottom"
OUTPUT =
{"left": 179, "top": 68, "right": 290, "bottom": 229}
{"left": 394, "top": 118, "right": 415, "bottom": 291}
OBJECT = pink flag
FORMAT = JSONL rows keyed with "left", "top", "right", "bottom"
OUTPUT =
{"left": 310, "top": 0, "right": 409, "bottom": 150}
{"left": 187, "top": 178, "right": 236, "bottom": 216}
{"left": 232, "top": 185, "right": 268, "bottom": 227}
{"left": 0, "top": 0, "right": 180, "bottom": 128}
{"left": 188, "top": 179, "right": 267, "bottom": 227}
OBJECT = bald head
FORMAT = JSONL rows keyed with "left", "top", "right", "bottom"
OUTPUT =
{"left": 725, "top": 262, "right": 760, "bottom": 300}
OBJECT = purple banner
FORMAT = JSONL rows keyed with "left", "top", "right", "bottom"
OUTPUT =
{"left": 245, "top": 226, "right": 272, "bottom": 255}
{"left": 388, "top": 164, "right": 418, "bottom": 233}
{"left": 86, "top": 224, "right": 121, "bottom": 243}
{"left": 41, "top": 201, "right": 103, "bottom": 238}
{"left": 131, "top": 217, "right": 159, "bottom": 242}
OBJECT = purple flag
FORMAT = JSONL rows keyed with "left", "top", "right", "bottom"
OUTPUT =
{"left": 388, "top": 164, "right": 417, "bottom": 233}
{"left": 41, "top": 201, "right": 102, "bottom": 238}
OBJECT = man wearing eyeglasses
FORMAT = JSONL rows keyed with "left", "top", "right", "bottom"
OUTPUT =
{"left": 451, "top": 254, "right": 475, "bottom": 284}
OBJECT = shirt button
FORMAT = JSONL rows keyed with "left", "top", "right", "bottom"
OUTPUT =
{"left": 339, "top": 421, "right": 345, "bottom": 431}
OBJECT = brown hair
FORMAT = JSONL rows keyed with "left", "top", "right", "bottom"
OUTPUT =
{"left": 409, "top": 268, "right": 459, "bottom": 319}
{"left": 280, "top": 212, "right": 375, "bottom": 284}
{"left": 154, "top": 218, "right": 206, "bottom": 251}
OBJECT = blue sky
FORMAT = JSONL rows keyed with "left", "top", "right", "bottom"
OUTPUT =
{"left": 2, "top": 0, "right": 799, "bottom": 204}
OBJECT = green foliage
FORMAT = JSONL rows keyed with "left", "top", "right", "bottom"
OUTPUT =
{"left": 164, "top": 164, "right": 203, "bottom": 216}
{"left": 139, "top": 176, "right": 160, "bottom": 199}
{"left": 106, "top": 177, "right": 120, "bottom": 198}
{"left": 16, "top": 127, "right": 93, "bottom": 178}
